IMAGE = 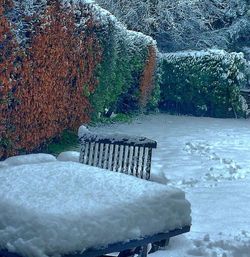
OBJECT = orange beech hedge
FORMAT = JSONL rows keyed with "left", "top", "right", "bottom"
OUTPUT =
{"left": 139, "top": 45, "right": 157, "bottom": 107}
{"left": 0, "top": 0, "right": 18, "bottom": 157}
{"left": 0, "top": 1, "right": 101, "bottom": 158}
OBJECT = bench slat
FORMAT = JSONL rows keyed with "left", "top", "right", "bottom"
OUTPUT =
{"left": 125, "top": 146, "right": 131, "bottom": 174}
{"left": 135, "top": 147, "right": 140, "bottom": 177}
{"left": 146, "top": 148, "right": 152, "bottom": 180}
{"left": 121, "top": 145, "right": 127, "bottom": 174}
{"left": 80, "top": 144, "right": 86, "bottom": 164}
{"left": 115, "top": 145, "right": 121, "bottom": 172}
{"left": 110, "top": 144, "right": 116, "bottom": 171}
{"left": 87, "top": 143, "right": 92, "bottom": 166}
{"left": 130, "top": 146, "right": 136, "bottom": 176}
{"left": 101, "top": 144, "right": 106, "bottom": 169}
{"left": 141, "top": 147, "right": 146, "bottom": 179}
{"left": 79, "top": 132, "right": 157, "bottom": 180}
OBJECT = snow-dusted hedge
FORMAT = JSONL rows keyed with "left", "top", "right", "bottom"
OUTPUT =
{"left": 0, "top": 0, "right": 156, "bottom": 159}
{"left": 246, "top": 61, "right": 250, "bottom": 86}
{"left": 89, "top": 5, "right": 157, "bottom": 117}
{"left": 159, "top": 50, "right": 248, "bottom": 118}
{"left": 60, "top": 1, "right": 157, "bottom": 116}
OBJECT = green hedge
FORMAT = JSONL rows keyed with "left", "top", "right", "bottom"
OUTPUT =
{"left": 159, "top": 49, "right": 248, "bottom": 118}
{"left": 90, "top": 8, "right": 156, "bottom": 119}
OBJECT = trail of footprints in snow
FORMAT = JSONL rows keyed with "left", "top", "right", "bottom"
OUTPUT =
{"left": 187, "top": 232, "right": 250, "bottom": 257}
{"left": 183, "top": 142, "right": 248, "bottom": 185}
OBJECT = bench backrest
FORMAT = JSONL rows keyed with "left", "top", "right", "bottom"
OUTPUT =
{"left": 79, "top": 133, "right": 157, "bottom": 180}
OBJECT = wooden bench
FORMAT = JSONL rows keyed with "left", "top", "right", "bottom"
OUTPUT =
{"left": 0, "top": 226, "right": 190, "bottom": 257}
{"left": 79, "top": 132, "right": 157, "bottom": 180}
{"left": 79, "top": 130, "right": 190, "bottom": 256}
{"left": 0, "top": 132, "right": 191, "bottom": 257}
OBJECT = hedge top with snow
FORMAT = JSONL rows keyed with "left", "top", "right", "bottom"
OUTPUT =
{"left": 13, "top": 0, "right": 156, "bottom": 47}
{"left": 159, "top": 49, "right": 248, "bottom": 118}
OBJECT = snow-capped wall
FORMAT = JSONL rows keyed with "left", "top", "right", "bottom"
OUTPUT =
{"left": 159, "top": 49, "right": 248, "bottom": 118}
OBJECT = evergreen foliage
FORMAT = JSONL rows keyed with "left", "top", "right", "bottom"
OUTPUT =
{"left": 0, "top": 0, "right": 157, "bottom": 159}
{"left": 91, "top": 14, "right": 156, "bottom": 118}
{"left": 159, "top": 50, "right": 248, "bottom": 118}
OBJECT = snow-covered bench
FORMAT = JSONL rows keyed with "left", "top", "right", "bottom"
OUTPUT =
{"left": 78, "top": 129, "right": 191, "bottom": 255}
{"left": 79, "top": 130, "right": 157, "bottom": 180}
{"left": 0, "top": 162, "right": 191, "bottom": 257}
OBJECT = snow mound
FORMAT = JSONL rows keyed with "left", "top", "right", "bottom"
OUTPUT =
{"left": 1, "top": 153, "right": 57, "bottom": 167}
{"left": 0, "top": 162, "right": 191, "bottom": 257}
{"left": 57, "top": 151, "right": 80, "bottom": 162}
{"left": 0, "top": 162, "right": 8, "bottom": 169}
{"left": 78, "top": 125, "right": 90, "bottom": 138}
{"left": 150, "top": 169, "right": 170, "bottom": 185}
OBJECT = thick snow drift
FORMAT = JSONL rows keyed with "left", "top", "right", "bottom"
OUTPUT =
{"left": 0, "top": 153, "right": 56, "bottom": 168}
{"left": 57, "top": 151, "right": 80, "bottom": 162}
{"left": 0, "top": 161, "right": 191, "bottom": 257}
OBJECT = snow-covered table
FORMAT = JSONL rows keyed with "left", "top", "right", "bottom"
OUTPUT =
{"left": 0, "top": 162, "right": 191, "bottom": 257}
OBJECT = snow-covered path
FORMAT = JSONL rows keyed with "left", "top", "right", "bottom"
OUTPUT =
{"left": 90, "top": 114, "right": 250, "bottom": 257}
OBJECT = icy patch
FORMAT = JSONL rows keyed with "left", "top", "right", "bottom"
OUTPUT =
{"left": 57, "top": 151, "right": 80, "bottom": 162}
{"left": 0, "top": 162, "right": 191, "bottom": 257}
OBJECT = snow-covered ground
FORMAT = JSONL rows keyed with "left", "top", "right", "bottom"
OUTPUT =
{"left": 1, "top": 113, "right": 250, "bottom": 257}
{"left": 87, "top": 114, "right": 250, "bottom": 257}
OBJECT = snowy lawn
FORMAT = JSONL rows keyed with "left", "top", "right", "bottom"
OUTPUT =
{"left": 87, "top": 114, "right": 250, "bottom": 257}
{"left": 1, "top": 113, "right": 250, "bottom": 257}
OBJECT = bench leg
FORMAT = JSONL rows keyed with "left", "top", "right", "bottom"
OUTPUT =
{"left": 117, "top": 244, "right": 148, "bottom": 257}
{"left": 117, "top": 249, "right": 136, "bottom": 257}
{"left": 139, "top": 245, "right": 148, "bottom": 257}
{"left": 149, "top": 238, "right": 170, "bottom": 254}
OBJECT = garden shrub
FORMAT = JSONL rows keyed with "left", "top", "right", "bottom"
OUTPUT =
{"left": 139, "top": 45, "right": 157, "bottom": 108}
{"left": 159, "top": 49, "right": 248, "bottom": 118}
{"left": 46, "top": 130, "right": 78, "bottom": 155}
{"left": 0, "top": 0, "right": 19, "bottom": 158}
{"left": 90, "top": 7, "right": 157, "bottom": 117}
{"left": 0, "top": 1, "right": 101, "bottom": 159}
{"left": 0, "top": 0, "right": 157, "bottom": 159}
